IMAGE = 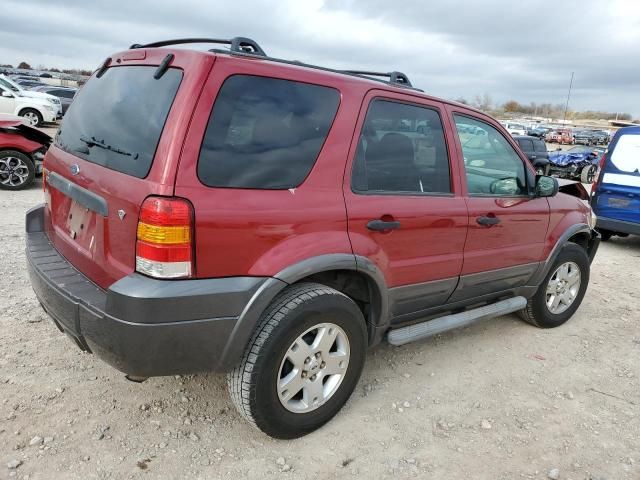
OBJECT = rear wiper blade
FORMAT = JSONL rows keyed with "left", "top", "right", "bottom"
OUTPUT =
{"left": 79, "top": 135, "right": 138, "bottom": 158}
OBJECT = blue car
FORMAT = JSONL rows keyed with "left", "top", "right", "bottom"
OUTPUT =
{"left": 548, "top": 145, "right": 604, "bottom": 183}
{"left": 591, "top": 126, "right": 640, "bottom": 240}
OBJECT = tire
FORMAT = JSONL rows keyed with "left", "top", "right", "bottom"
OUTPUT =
{"left": 227, "top": 282, "right": 367, "bottom": 439}
{"left": 0, "top": 150, "right": 35, "bottom": 190}
{"left": 580, "top": 164, "right": 597, "bottom": 184}
{"left": 520, "top": 243, "right": 590, "bottom": 328}
{"left": 19, "top": 108, "right": 43, "bottom": 127}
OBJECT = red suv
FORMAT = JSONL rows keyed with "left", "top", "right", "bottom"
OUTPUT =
{"left": 26, "top": 37, "right": 600, "bottom": 439}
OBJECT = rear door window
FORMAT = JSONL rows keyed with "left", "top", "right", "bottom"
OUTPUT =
{"left": 533, "top": 140, "right": 547, "bottom": 153}
{"left": 609, "top": 134, "right": 640, "bottom": 174}
{"left": 55, "top": 66, "right": 182, "bottom": 178}
{"left": 518, "top": 139, "right": 533, "bottom": 151}
{"left": 197, "top": 75, "right": 340, "bottom": 189}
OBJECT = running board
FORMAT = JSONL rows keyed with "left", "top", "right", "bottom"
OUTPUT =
{"left": 387, "top": 296, "right": 527, "bottom": 346}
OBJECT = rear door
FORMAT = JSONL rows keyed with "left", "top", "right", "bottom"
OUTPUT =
{"left": 43, "top": 50, "right": 213, "bottom": 289}
{"left": 344, "top": 91, "right": 468, "bottom": 320}
{"left": 593, "top": 129, "right": 640, "bottom": 223}
{"left": 447, "top": 108, "right": 549, "bottom": 301}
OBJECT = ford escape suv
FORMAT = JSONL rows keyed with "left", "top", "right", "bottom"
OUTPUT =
{"left": 26, "top": 37, "right": 600, "bottom": 439}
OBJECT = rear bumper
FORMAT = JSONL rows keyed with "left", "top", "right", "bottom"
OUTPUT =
{"left": 25, "top": 205, "right": 284, "bottom": 377}
{"left": 596, "top": 216, "right": 640, "bottom": 236}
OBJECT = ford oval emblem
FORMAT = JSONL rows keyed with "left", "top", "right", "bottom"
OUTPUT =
{"left": 70, "top": 164, "right": 80, "bottom": 176}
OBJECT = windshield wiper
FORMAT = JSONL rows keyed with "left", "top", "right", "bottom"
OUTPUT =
{"left": 79, "top": 135, "right": 138, "bottom": 158}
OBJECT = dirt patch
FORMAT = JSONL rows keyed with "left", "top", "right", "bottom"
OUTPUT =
{"left": 1, "top": 183, "right": 639, "bottom": 479}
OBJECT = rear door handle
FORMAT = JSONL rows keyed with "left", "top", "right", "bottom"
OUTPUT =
{"left": 476, "top": 215, "right": 500, "bottom": 226}
{"left": 367, "top": 219, "right": 401, "bottom": 231}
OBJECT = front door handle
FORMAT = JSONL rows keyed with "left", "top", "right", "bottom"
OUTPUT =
{"left": 367, "top": 219, "right": 401, "bottom": 231}
{"left": 476, "top": 215, "right": 500, "bottom": 226}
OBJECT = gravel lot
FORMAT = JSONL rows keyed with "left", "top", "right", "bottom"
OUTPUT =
{"left": 1, "top": 146, "right": 639, "bottom": 479}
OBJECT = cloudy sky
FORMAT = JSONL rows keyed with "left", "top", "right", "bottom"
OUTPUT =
{"left": 1, "top": 0, "right": 639, "bottom": 116}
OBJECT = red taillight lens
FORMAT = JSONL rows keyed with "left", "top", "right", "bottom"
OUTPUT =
{"left": 136, "top": 197, "right": 194, "bottom": 279}
{"left": 592, "top": 153, "right": 607, "bottom": 191}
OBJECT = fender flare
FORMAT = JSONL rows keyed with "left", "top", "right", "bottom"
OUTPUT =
{"left": 217, "top": 254, "right": 389, "bottom": 370}
{"left": 529, "top": 223, "right": 592, "bottom": 286}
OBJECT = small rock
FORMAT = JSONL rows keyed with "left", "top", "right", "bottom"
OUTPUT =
{"left": 184, "top": 418, "right": 192, "bottom": 426}
{"left": 189, "top": 433, "right": 199, "bottom": 442}
{"left": 140, "top": 404, "right": 149, "bottom": 411}
{"left": 406, "top": 458, "right": 416, "bottom": 464}
{"left": 29, "top": 436, "right": 43, "bottom": 446}
{"left": 403, "top": 401, "right": 410, "bottom": 408}
{"left": 398, "top": 407, "right": 404, "bottom": 413}
{"left": 7, "top": 459, "right": 22, "bottom": 469}
{"left": 281, "top": 464, "right": 291, "bottom": 472}
{"left": 402, "top": 373, "right": 411, "bottom": 378}
{"left": 43, "top": 437, "right": 54, "bottom": 444}
{"left": 567, "top": 391, "right": 574, "bottom": 400}
{"left": 276, "top": 457, "right": 286, "bottom": 466}
{"left": 480, "top": 419, "right": 492, "bottom": 430}
{"left": 548, "top": 468, "right": 560, "bottom": 479}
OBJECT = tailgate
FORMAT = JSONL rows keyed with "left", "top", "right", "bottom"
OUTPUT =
{"left": 42, "top": 52, "right": 212, "bottom": 289}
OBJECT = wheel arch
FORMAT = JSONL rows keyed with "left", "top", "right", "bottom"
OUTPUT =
{"left": 218, "top": 254, "right": 389, "bottom": 370}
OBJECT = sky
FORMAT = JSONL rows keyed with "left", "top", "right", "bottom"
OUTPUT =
{"left": 1, "top": 0, "right": 638, "bottom": 116}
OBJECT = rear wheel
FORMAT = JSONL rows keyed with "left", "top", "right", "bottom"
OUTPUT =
{"left": 0, "top": 150, "right": 35, "bottom": 190}
{"left": 520, "top": 243, "right": 589, "bottom": 328}
{"left": 227, "top": 283, "right": 367, "bottom": 439}
{"left": 19, "top": 108, "right": 43, "bottom": 127}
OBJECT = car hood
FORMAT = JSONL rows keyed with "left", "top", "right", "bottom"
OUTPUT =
{"left": 17, "top": 90, "right": 59, "bottom": 103}
{"left": 14, "top": 95, "right": 54, "bottom": 108}
{"left": 548, "top": 151, "right": 595, "bottom": 166}
{"left": 0, "top": 114, "right": 52, "bottom": 145}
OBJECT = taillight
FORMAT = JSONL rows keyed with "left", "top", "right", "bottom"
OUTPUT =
{"left": 136, "top": 197, "right": 194, "bottom": 279}
{"left": 592, "top": 153, "right": 607, "bottom": 191}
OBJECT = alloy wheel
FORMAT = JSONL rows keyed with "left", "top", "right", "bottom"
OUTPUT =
{"left": 0, "top": 156, "right": 30, "bottom": 188}
{"left": 277, "top": 323, "right": 350, "bottom": 413}
{"left": 546, "top": 261, "right": 581, "bottom": 314}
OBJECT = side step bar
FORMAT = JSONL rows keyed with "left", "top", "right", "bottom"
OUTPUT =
{"left": 387, "top": 296, "right": 527, "bottom": 346}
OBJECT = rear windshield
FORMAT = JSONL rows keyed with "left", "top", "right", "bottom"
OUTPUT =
{"left": 197, "top": 75, "right": 340, "bottom": 189}
{"left": 55, "top": 66, "right": 182, "bottom": 178}
{"left": 609, "top": 133, "right": 640, "bottom": 174}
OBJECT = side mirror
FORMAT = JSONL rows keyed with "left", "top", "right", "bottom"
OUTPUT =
{"left": 1, "top": 91, "right": 13, "bottom": 98}
{"left": 535, "top": 175, "right": 558, "bottom": 197}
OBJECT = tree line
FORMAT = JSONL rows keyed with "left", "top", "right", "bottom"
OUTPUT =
{"left": 454, "top": 94, "right": 635, "bottom": 122}
{"left": 0, "top": 61, "right": 92, "bottom": 78}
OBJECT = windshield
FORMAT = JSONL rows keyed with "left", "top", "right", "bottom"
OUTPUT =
{"left": 56, "top": 66, "right": 182, "bottom": 178}
{"left": 0, "top": 76, "right": 21, "bottom": 92}
{"left": 610, "top": 134, "right": 640, "bottom": 173}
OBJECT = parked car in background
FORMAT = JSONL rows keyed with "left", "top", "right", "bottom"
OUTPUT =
{"left": 591, "top": 126, "right": 640, "bottom": 240}
{"left": 26, "top": 36, "right": 600, "bottom": 439}
{"left": 0, "top": 114, "right": 51, "bottom": 189}
{"left": 546, "top": 129, "right": 574, "bottom": 145}
{"left": 15, "top": 79, "right": 48, "bottom": 89}
{"left": 548, "top": 145, "right": 604, "bottom": 183}
{"left": 31, "top": 86, "right": 76, "bottom": 114}
{"left": 573, "top": 130, "right": 597, "bottom": 146}
{"left": 503, "top": 122, "right": 527, "bottom": 136}
{"left": 513, "top": 135, "right": 550, "bottom": 174}
{"left": 0, "top": 74, "right": 63, "bottom": 116}
{"left": 591, "top": 130, "right": 610, "bottom": 145}
{"left": 526, "top": 126, "right": 550, "bottom": 138}
{"left": 0, "top": 84, "right": 59, "bottom": 126}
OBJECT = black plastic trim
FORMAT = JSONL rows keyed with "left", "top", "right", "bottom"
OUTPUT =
{"left": 388, "top": 277, "right": 458, "bottom": 319}
{"left": 448, "top": 263, "right": 539, "bottom": 303}
{"left": 47, "top": 172, "right": 108, "bottom": 216}
{"left": 597, "top": 216, "right": 640, "bottom": 236}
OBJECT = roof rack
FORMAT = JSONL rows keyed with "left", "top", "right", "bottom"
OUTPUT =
{"left": 128, "top": 36, "right": 420, "bottom": 90}
{"left": 340, "top": 70, "right": 412, "bottom": 87}
{"left": 129, "top": 37, "right": 267, "bottom": 56}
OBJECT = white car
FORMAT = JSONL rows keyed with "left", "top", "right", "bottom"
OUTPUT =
{"left": 503, "top": 122, "right": 527, "bottom": 136}
{"left": 0, "top": 75, "right": 62, "bottom": 117}
{"left": 0, "top": 83, "right": 59, "bottom": 127}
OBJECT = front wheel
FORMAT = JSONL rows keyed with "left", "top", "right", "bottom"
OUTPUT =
{"left": 19, "top": 108, "right": 43, "bottom": 127}
{"left": 580, "top": 164, "right": 597, "bottom": 183}
{"left": 520, "top": 243, "right": 590, "bottom": 328}
{"left": 0, "top": 150, "right": 35, "bottom": 190}
{"left": 227, "top": 283, "right": 367, "bottom": 439}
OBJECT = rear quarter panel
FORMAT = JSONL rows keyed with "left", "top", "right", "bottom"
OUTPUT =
{"left": 0, "top": 129, "right": 43, "bottom": 154}
{"left": 174, "top": 57, "right": 370, "bottom": 278}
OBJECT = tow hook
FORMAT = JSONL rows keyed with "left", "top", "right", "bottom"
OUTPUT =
{"left": 125, "top": 375, "right": 148, "bottom": 383}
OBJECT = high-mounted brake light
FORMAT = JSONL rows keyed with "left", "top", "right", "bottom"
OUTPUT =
{"left": 136, "top": 197, "right": 194, "bottom": 279}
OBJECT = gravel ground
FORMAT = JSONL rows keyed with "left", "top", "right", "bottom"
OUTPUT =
{"left": 1, "top": 158, "right": 639, "bottom": 479}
